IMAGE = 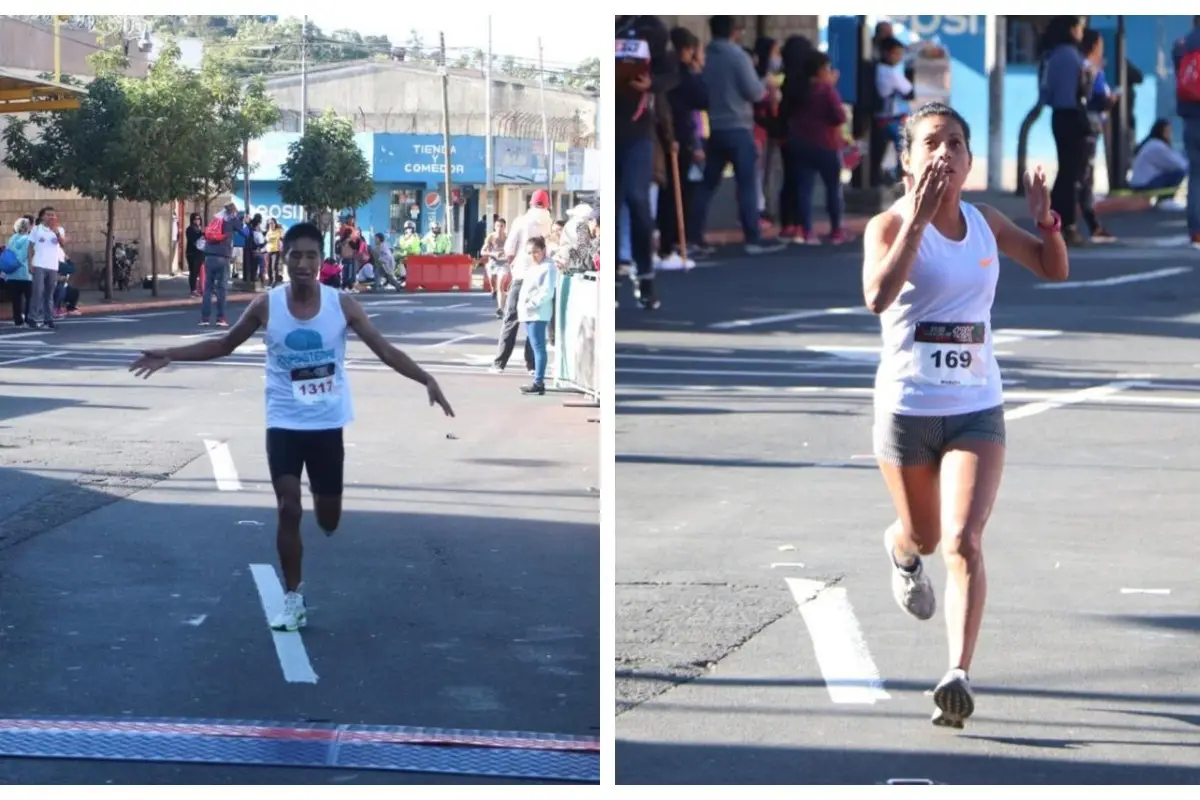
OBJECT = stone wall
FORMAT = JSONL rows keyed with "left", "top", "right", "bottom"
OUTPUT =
{"left": 0, "top": 176, "right": 173, "bottom": 286}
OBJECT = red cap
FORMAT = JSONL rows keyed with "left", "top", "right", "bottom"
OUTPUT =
{"left": 531, "top": 189, "right": 550, "bottom": 209}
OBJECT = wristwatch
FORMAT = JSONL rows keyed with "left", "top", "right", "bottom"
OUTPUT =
{"left": 1036, "top": 209, "right": 1062, "bottom": 234}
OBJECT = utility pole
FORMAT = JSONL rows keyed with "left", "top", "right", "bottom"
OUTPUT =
{"left": 986, "top": 16, "right": 1006, "bottom": 191}
{"left": 439, "top": 32, "right": 455, "bottom": 240}
{"left": 300, "top": 15, "right": 308, "bottom": 135}
{"left": 485, "top": 15, "right": 494, "bottom": 222}
{"left": 537, "top": 37, "right": 552, "bottom": 202}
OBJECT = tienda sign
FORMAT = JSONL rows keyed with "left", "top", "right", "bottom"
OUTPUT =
{"left": 405, "top": 143, "right": 465, "bottom": 176}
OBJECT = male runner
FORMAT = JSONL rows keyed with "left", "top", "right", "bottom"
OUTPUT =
{"left": 130, "top": 222, "right": 455, "bottom": 631}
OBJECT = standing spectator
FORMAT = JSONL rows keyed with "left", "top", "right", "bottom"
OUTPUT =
{"left": 696, "top": 16, "right": 785, "bottom": 257}
{"left": 200, "top": 201, "right": 239, "bottom": 327}
{"left": 658, "top": 26, "right": 709, "bottom": 265}
{"left": 752, "top": 36, "right": 784, "bottom": 229}
{"left": 483, "top": 217, "right": 509, "bottom": 318}
{"left": 490, "top": 191, "right": 551, "bottom": 375}
{"left": 1173, "top": 15, "right": 1200, "bottom": 249}
{"left": 616, "top": 14, "right": 677, "bottom": 310}
{"left": 1079, "top": 29, "right": 1118, "bottom": 244}
{"left": 517, "top": 235, "right": 559, "bottom": 397}
{"left": 371, "top": 232, "right": 403, "bottom": 292}
{"left": 185, "top": 212, "right": 205, "bottom": 296}
{"left": 265, "top": 217, "right": 283, "bottom": 286}
{"left": 786, "top": 50, "right": 850, "bottom": 245}
{"left": 28, "top": 206, "right": 65, "bottom": 331}
{"left": 1040, "top": 16, "right": 1090, "bottom": 246}
{"left": 4, "top": 217, "right": 33, "bottom": 327}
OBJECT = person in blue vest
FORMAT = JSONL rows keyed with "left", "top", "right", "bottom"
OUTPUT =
{"left": 1039, "top": 16, "right": 1091, "bottom": 247}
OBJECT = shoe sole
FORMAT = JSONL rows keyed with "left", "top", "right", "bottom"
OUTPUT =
{"left": 270, "top": 614, "right": 307, "bottom": 632}
{"left": 932, "top": 678, "right": 974, "bottom": 728}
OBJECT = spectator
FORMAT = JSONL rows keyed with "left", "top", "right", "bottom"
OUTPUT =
{"left": 371, "top": 232, "right": 403, "bottom": 292}
{"left": 1130, "top": 118, "right": 1188, "bottom": 206}
{"left": 1039, "top": 15, "right": 1090, "bottom": 247}
{"left": 28, "top": 206, "right": 66, "bottom": 331}
{"left": 785, "top": 50, "right": 850, "bottom": 245}
{"left": 517, "top": 235, "right": 558, "bottom": 397}
{"left": 201, "top": 201, "right": 239, "bottom": 327}
{"left": 1079, "top": 29, "right": 1118, "bottom": 244}
{"left": 752, "top": 36, "right": 784, "bottom": 228}
{"left": 659, "top": 26, "right": 709, "bottom": 265}
{"left": 3, "top": 217, "right": 33, "bottom": 327}
{"left": 616, "top": 14, "right": 676, "bottom": 310}
{"left": 696, "top": 16, "right": 784, "bottom": 256}
{"left": 185, "top": 212, "right": 204, "bottom": 296}
{"left": 1172, "top": 15, "right": 1200, "bottom": 249}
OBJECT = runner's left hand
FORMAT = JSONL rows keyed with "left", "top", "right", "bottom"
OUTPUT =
{"left": 1024, "top": 165, "right": 1052, "bottom": 226}
{"left": 130, "top": 350, "right": 171, "bottom": 379}
{"left": 425, "top": 375, "right": 455, "bottom": 417}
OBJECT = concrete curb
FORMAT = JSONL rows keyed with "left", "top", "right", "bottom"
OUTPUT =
{"left": 700, "top": 195, "right": 1152, "bottom": 246}
{"left": 0, "top": 292, "right": 259, "bottom": 323}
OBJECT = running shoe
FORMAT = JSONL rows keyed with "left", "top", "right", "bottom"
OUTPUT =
{"left": 884, "top": 527, "right": 936, "bottom": 621}
{"left": 270, "top": 591, "right": 307, "bottom": 632}
{"left": 931, "top": 668, "right": 974, "bottom": 729}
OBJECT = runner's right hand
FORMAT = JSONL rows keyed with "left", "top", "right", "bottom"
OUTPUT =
{"left": 903, "top": 156, "right": 949, "bottom": 227}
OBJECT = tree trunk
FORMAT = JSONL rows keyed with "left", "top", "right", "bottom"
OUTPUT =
{"left": 243, "top": 138, "right": 251, "bottom": 212}
{"left": 149, "top": 200, "right": 159, "bottom": 297}
{"left": 103, "top": 195, "right": 115, "bottom": 302}
{"left": 203, "top": 179, "right": 211, "bottom": 220}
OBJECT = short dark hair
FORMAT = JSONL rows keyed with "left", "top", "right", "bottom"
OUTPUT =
{"left": 527, "top": 235, "right": 547, "bottom": 252}
{"left": 283, "top": 221, "right": 324, "bottom": 252}
{"left": 709, "top": 15, "right": 735, "bottom": 40}
{"left": 374, "top": 232, "right": 385, "bottom": 241}
{"left": 879, "top": 37, "right": 905, "bottom": 55}
{"left": 1079, "top": 28, "right": 1101, "bottom": 56}
{"left": 554, "top": 219, "right": 567, "bottom": 227}
{"left": 900, "top": 102, "right": 972, "bottom": 156}
{"left": 671, "top": 26, "right": 699, "bottom": 53}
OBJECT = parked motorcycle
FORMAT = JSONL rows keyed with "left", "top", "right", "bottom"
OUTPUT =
{"left": 99, "top": 239, "right": 139, "bottom": 293}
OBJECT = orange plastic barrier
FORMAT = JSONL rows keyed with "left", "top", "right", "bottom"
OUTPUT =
{"left": 404, "top": 255, "right": 477, "bottom": 293}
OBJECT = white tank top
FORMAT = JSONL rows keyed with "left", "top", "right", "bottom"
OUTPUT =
{"left": 264, "top": 284, "right": 355, "bottom": 430}
{"left": 874, "top": 201, "right": 1003, "bottom": 417}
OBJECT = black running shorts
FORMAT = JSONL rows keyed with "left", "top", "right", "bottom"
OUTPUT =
{"left": 265, "top": 427, "right": 345, "bottom": 496}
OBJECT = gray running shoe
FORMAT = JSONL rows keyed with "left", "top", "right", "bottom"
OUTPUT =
{"left": 932, "top": 668, "right": 975, "bottom": 729}
{"left": 884, "top": 528, "right": 936, "bottom": 620}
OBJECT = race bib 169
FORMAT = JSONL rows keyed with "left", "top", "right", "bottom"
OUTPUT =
{"left": 911, "top": 321, "right": 989, "bottom": 387}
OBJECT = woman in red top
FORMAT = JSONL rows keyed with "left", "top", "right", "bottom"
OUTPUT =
{"left": 783, "top": 50, "right": 849, "bottom": 245}
{"left": 752, "top": 37, "right": 783, "bottom": 231}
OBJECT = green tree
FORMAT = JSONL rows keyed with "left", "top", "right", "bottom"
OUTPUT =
{"left": 278, "top": 111, "right": 374, "bottom": 258}
{"left": 121, "top": 41, "right": 210, "bottom": 295}
{"left": 2, "top": 76, "right": 135, "bottom": 300}
{"left": 197, "top": 66, "right": 280, "bottom": 220}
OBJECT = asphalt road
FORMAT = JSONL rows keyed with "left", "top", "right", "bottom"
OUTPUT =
{"left": 615, "top": 208, "right": 1200, "bottom": 784}
{"left": 0, "top": 290, "right": 599, "bottom": 784}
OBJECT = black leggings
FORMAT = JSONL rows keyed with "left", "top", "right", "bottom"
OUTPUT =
{"left": 1050, "top": 109, "right": 1090, "bottom": 228}
{"left": 6, "top": 278, "right": 31, "bottom": 324}
{"left": 186, "top": 251, "right": 204, "bottom": 292}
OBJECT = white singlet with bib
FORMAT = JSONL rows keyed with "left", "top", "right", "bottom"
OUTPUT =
{"left": 874, "top": 201, "right": 1003, "bottom": 417}
{"left": 264, "top": 284, "right": 355, "bottom": 430}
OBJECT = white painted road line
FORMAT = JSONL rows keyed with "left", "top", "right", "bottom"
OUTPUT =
{"left": 202, "top": 439, "right": 243, "bottom": 491}
{"left": 249, "top": 564, "right": 319, "bottom": 684}
{"left": 0, "top": 331, "right": 49, "bottom": 341}
{"left": 709, "top": 306, "right": 871, "bottom": 330}
{"left": 1120, "top": 588, "right": 1171, "bottom": 595}
{"left": 1003, "top": 380, "right": 1146, "bottom": 421}
{"left": 786, "top": 578, "right": 890, "bottom": 705}
{"left": 0, "top": 350, "right": 67, "bottom": 367}
{"left": 426, "top": 333, "right": 486, "bottom": 348}
{"left": 1035, "top": 266, "right": 1192, "bottom": 290}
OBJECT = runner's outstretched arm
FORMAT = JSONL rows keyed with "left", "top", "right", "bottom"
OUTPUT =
{"left": 339, "top": 295, "right": 455, "bottom": 417}
{"left": 128, "top": 295, "right": 266, "bottom": 378}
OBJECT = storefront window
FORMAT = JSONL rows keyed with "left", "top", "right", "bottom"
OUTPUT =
{"left": 388, "top": 188, "right": 421, "bottom": 234}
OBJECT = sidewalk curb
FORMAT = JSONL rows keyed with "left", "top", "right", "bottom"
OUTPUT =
{"left": 701, "top": 196, "right": 1152, "bottom": 245}
{"left": 0, "top": 292, "right": 259, "bottom": 322}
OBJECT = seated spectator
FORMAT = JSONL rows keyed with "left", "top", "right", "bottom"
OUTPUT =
{"left": 1130, "top": 118, "right": 1189, "bottom": 205}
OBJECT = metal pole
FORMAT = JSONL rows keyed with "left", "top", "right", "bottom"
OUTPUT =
{"left": 986, "top": 16, "right": 1006, "bottom": 191}
{"left": 300, "top": 15, "right": 308, "bottom": 135}
{"left": 537, "top": 37, "right": 552, "bottom": 200}
{"left": 852, "top": 15, "right": 873, "bottom": 190}
{"left": 1113, "top": 16, "right": 1130, "bottom": 191}
{"left": 53, "top": 15, "right": 62, "bottom": 82}
{"left": 439, "top": 32, "right": 455, "bottom": 237}
{"left": 485, "top": 15, "right": 494, "bottom": 222}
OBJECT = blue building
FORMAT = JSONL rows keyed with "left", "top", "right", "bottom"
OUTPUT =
{"left": 821, "top": 15, "right": 1196, "bottom": 191}
{"left": 241, "top": 131, "right": 597, "bottom": 249}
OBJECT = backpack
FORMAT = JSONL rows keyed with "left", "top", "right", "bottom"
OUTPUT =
{"left": 1178, "top": 49, "right": 1200, "bottom": 104}
{"left": 0, "top": 247, "right": 19, "bottom": 274}
{"left": 204, "top": 215, "right": 227, "bottom": 243}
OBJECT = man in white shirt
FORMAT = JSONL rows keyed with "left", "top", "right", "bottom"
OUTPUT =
{"left": 29, "top": 206, "right": 66, "bottom": 330}
{"left": 489, "top": 190, "right": 553, "bottom": 373}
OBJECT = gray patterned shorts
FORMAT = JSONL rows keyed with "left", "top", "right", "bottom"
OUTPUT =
{"left": 873, "top": 405, "right": 1007, "bottom": 466}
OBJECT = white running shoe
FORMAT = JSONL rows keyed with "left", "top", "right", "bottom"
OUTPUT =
{"left": 884, "top": 528, "right": 936, "bottom": 621}
{"left": 270, "top": 591, "right": 307, "bottom": 632}
{"left": 932, "top": 668, "right": 975, "bottom": 729}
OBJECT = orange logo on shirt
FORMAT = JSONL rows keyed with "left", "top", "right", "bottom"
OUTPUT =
{"left": 979, "top": 256, "right": 994, "bottom": 267}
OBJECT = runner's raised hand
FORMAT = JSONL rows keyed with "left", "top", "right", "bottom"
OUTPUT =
{"left": 129, "top": 350, "right": 171, "bottom": 379}
{"left": 1023, "top": 165, "right": 1052, "bottom": 226}
{"left": 903, "top": 156, "right": 949, "bottom": 227}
